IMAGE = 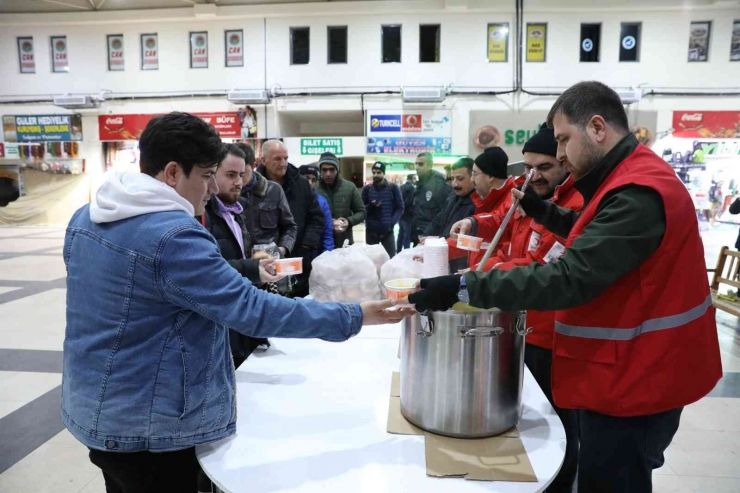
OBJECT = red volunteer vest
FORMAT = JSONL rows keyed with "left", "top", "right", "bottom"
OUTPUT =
{"left": 552, "top": 144, "right": 722, "bottom": 417}
{"left": 492, "top": 176, "right": 583, "bottom": 349}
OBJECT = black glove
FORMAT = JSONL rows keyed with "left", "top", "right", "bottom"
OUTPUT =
{"left": 518, "top": 184, "right": 547, "bottom": 221}
{"left": 407, "top": 275, "right": 461, "bottom": 312}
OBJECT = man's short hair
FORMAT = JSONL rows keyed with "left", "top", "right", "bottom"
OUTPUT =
{"left": 451, "top": 157, "right": 474, "bottom": 174}
{"left": 234, "top": 142, "right": 255, "bottom": 165}
{"left": 417, "top": 152, "right": 434, "bottom": 165}
{"left": 547, "top": 81, "right": 630, "bottom": 135}
{"left": 407, "top": 174, "right": 415, "bottom": 180}
{"left": 225, "top": 143, "right": 246, "bottom": 161}
{"left": 139, "top": 112, "right": 226, "bottom": 177}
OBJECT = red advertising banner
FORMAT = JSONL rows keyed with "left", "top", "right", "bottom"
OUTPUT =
{"left": 98, "top": 113, "right": 240, "bottom": 140}
{"left": 0, "top": 143, "right": 4, "bottom": 157}
{"left": 672, "top": 111, "right": 740, "bottom": 139}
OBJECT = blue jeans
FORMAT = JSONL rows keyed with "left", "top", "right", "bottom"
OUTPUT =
{"left": 397, "top": 219, "right": 412, "bottom": 252}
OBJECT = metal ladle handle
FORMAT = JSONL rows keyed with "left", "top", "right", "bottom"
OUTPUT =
{"left": 475, "top": 169, "right": 536, "bottom": 272}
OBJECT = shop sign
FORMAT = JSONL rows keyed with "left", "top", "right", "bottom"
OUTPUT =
{"left": 367, "top": 111, "right": 451, "bottom": 138}
{"left": 4, "top": 143, "right": 19, "bottom": 159}
{"left": 17, "top": 37, "right": 35, "bottom": 74}
{"left": 98, "top": 113, "right": 240, "bottom": 140}
{"left": 367, "top": 136, "right": 451, "bottom": 155}
{"left": 190, "top": 31, "right": 208, "bottom": 69}
{"left": 526, "top": 24, "right": 547, "bottom": 62}
{"left": 695, "top": 140, "right": 740, "bottom": 157}
{"left": 107, "top": 34, "right": 124, "bottom": 71}
{"left": 301, "top": 138, "right": 343, "bottom": 155}
{"left": 141, "top": 33, "right": 158, "bottom": 70}
{"left": 51, "top": 36, "right": 69, "bottom": 73}
{"left": 225, "top": 30, "right": 244, "bottom": 67}
{"left": 672, "top": 111, "right": 740, "bottom": 138}
{"left": 3, "top": 115, "right": 82, "bottom": 142}
{"left": 487, "top": 23, "right": 509, "bottom": 62}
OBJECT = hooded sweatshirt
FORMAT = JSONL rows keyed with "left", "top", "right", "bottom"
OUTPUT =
{"left": 90, "top": 172, "right": 194, "bottom": 224}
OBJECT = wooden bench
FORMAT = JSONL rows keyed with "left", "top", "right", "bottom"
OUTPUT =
{"left": 708, "top": 246, "right": 740, "bottom": 317}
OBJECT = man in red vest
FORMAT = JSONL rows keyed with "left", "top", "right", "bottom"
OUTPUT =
{"left": 407, "top": 81, "right": 722, "bottom": 493}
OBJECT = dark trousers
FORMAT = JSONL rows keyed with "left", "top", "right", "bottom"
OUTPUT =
{"left": 89, "top": 447, "right": 201, "bottom": 493}
{"left": 397, "top": 219, "right": 412, "bottom": 252}
{"left": 578, "top": 406, "right": 682, "bottom": 493}
{"left": 524, "top": 344, "right": 579, "bottom": 493}
{"left": 367, "top": 229, "right": 396, "bottom": 258}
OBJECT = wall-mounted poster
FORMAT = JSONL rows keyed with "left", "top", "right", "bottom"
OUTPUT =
{"left": 107, "top": 34, "right": 124, "bottom": 71}
{"left": 190, "top": 31, "right": 208, "bottom": 69}
{"left": 580, "top": 23, "right": 601, "bottom": 62}
{"left": 51, "top": 35, "right": 69, "bottom": 72}
{"left": 487, "top": 23, "right": 509, "bottom": 62}
{"left": 141, "top": 33, "right": 158, "bottom": 70}
{"left": 731, "top": 20, "right": 740, "bottom": 61}
{"left": 237, "top": 106, "right": 258, "bottom": 138}
{"left": 688, "top": 21, "right": 711, "bottom": 62}
{"left": 17, "top": 37, "right": 35, "bottom": 74}
{"left": 225, "top": 29, "right": 244, "bottom": 67}
{"left": 526, "top": 23, "right": 547, "bottom": 62}
{"left": 619, "top": 22, "right": 641, "bottom": 62}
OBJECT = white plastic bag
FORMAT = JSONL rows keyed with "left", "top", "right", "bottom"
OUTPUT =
{"left": 309, "top": 246, "right": 382, "bottom": 303}
{"left": 380, "top": 246, "right": 424, "bottom": 286}
{"left": 355, "top": 243, "right": 390, "bottom": 278}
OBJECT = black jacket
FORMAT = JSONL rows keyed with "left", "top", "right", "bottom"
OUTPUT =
{"left": 400, "top": 181, "right": 415, "bottom": 222}
{"left": 424, "top": 191, "right": 477, "bottom": 238}
{"left": 200, "top": 196, "right": 264, "bottom": 360}
{"left": 412, "top": 172, "right": 451, "bottom": 235}
{"left": 240, "top": 171, "right": 297, "bottom": 253}
{"left": 730, "top": 198, "right": 740, "bottom": 249}
{"left": 201, "top": 196, "right": 260, "bottom": 282}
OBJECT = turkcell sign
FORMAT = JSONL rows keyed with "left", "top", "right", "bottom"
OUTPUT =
{"left": 370, "top": 115, "right": 402, "bottom": 132}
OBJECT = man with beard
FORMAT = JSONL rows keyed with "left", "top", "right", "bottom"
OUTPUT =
{"left": 254, "top": 140, "right": 325, "bottom": 297}
{"left": 423, "top": 157, "right": 477, "bottom": 239}
{"left": 406, "top": 81, "right": 722, "bottom": 493}
{"left": 410, "top": 152, "right": 450, "bottom": 245}
{"left": 361, "top": 162, "right": 404, "bottom": 257}
{"left": 200, "top": 144, "right": 283, "bottom": 366}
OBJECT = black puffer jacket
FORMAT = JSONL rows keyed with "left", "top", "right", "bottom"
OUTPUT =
{"left": 200, "top": 196, "right": 264, "bottom": 360}
{"left": 424, "top": 191, "right": 477, "bottom": 239}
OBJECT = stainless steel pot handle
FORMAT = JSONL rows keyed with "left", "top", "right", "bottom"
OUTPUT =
{"left": 459, "top": 326, "right": 505, "bottom": 338}
{"left": 416, "top": 312, "right": 435, "bottom": 337}
{"left": 516, "top": 311, "right": 533, "bottom": 336}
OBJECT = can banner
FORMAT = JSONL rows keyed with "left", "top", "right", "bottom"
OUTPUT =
{"left": 141, "top": 34, "right": 158, "bottom": 70}
{"left": 731, "top": 21, "right": 740, "bottom": 62}
{"left": 17, "top": 37, "right": 35, "bottom": 74}
{"left": 225, "top": 30, "right": 244, "bottom": 67}
{"left": 190, "top": 32, "right": 208, "bottom": 69}
{"left": 487, "top": 23, "right": 509, "bottom": 62}
{"left": 51, "top": 36, "right": 69, "bottom": 73}
{"left": 688, "top": 21, "right": 711, "bottom": 62}
{"left": 526, "top": 23, "right": 547, "bottom": 62}
{"left": 107, "top": 34, "right": 124, "bottom": 71}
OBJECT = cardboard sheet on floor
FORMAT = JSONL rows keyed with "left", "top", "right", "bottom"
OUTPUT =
{"left": 387, "top": 372, "right": 535, "bottom": 482}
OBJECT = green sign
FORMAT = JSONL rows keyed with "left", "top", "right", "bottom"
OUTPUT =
{"left": 504, "top": 124, "right": 543, "bottom": 146}
{"left": 301, "top": 138, "right": 343, "bottom": 155}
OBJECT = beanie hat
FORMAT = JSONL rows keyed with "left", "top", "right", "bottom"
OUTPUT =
{"left": 299, "top": 165, "right": 319, "bottom": 178}
{"left": 372, "top": 162, "right": 386, "bottom": 174}
{"left": 522, "top": 122, "right": 558, "bottom": 157}
{"left": 474, "top": 146, "right": 509, "bottom": 179}
{"left": 318, "top": 152, "right": 340, "bottom": 171}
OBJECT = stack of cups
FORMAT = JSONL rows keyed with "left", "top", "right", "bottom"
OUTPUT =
{"left": 422, "top": 238, "right": 450, "bottom": 278}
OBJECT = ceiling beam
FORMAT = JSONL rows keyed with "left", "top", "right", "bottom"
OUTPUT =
{"left": 96, "top": 0, "right": 108, "bottom": 9}
{"left": 35, "top": 0, "right": 91, "bottom": 10}
{"left": 87, "top": 0, "right": 95, "bottom": 8}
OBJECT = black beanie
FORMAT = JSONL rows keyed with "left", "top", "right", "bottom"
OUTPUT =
{"left": 372, "top": 162, "right": 386, "bottom": 174}
{"left": 474, "top": 146, "right": 508, "bottom": 179}
{"left": 299, "top": 165, "right": 319, "bottom": 178}
{"left": 318, "top": 152, "right": 340, "bottom": 171}
{"left": 522, "top": 122, "right": 558, "bottom": 157}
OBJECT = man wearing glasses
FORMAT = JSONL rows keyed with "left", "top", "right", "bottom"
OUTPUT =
{"left": 410, "top": 152, "right": 451, "bottom": 245}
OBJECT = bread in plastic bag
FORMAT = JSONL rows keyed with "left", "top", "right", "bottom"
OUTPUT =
{"left": 380, "top": 246, "right": 424, "bottom": 286}
{"left": 309, "top": 246, "right": 382, "bottom": 303}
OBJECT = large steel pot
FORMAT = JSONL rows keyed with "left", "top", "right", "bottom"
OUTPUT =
{"left": 400, "top": 306, "right": 529, "bottom": 438}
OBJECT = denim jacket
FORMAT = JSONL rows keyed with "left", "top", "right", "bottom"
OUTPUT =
{"left": 62, "top": 172, "right": 363, "bottom": 452}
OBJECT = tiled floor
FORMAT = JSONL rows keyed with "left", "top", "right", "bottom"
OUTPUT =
{"left": 0, "top": 223, "right": 739, "bottom": 493}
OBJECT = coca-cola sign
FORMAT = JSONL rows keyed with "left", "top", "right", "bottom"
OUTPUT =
{"left": 672, "top": 111, "right": 740, "bottom": 139}
{"left": 98, "top": 112, "right": 241, "bottom": 140}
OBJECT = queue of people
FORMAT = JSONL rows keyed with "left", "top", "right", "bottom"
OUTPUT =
{"left": 61, "top": 81, "right": 723, "bottom": 493}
